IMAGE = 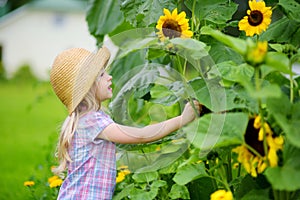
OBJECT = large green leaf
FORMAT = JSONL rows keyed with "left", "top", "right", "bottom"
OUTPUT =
{"left": 209, "top": 41, "right": 244, "bottom": 64}
{"left": 265, "top": 167, "right": 300, "bottom": 191}
{"left": 265, "top": 52, "right": 291, "bottom": 74}
{"left": 267, "top": 95, "right": 300, "bottom": 148}
{"left": 185, "top": 0, "right": 238, "bottom": 25}
{"left": 135, "top": 140, "right": 189, "bottom": 173}
{"left": 86, "top": 0, "right": 124, "bottom": 38}
{"left": 120, "top": 0, "right": 177, "bottom": 27}
{"left": 278, "top": 0, "right": 300, "bottom": 22}
{"left": 189, "top": 78, "right": 256, "bottom": 112}
{"left": 113, "top": 183, "right": 135, "bottom": 200}
{"left": 188, "top": 177, "right": 217, "bottom": 200}
{"left": 201, "top": 26, "right": 247, "bottom": 56}
{"left": 260, "top": 17, "right": 300, "bottom": 46}
{"left": 110, "top": 64, "right": 160, "bottom": 124}
{"left": 132, "top": 171, "right": 158, "bottom": 183}
{"left": 183, "top": 112, "right": 248, "bottom": 154}
{"left": 212, "top": 61, "right": 254, "bottom": 83}
{"left": 173, "top": 162, "right": 208, "bottom": 185}
{"left": 168, "top": 184, "right": 190, "bottom": 199}
{"left": 240, "top": 189, "right": 270, "bottom": 200}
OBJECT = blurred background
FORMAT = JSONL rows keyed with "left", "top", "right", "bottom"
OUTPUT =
{"left": 0, "top": 0, "right": 98, "bottom": 199}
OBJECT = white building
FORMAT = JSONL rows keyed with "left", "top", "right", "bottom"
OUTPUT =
{"left": 0, "top": 0, "right": 97, "bottom": 80}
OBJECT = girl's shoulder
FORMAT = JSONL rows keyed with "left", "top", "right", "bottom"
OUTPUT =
{"left": 79, "top": 110, "right": 113, "bottom": 127}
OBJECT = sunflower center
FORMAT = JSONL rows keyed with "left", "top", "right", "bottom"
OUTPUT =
{"left": 162, "top": 20, "right": 182, "bottom": 38}
{"left": 248, "top": 10, "right": 263, "bottom": 26}
{"left": 245, "top": 118, "right": 265, "bottom": 156}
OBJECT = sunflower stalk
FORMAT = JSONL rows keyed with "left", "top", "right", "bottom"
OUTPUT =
{"left": 289, "top": 60, "right": 294, "bottom": 103}
{"left": 254, "top": 66, "right": 269, "bottom": 166}
{"left": 244, "top": 143, "right": 264, "bottom": 160}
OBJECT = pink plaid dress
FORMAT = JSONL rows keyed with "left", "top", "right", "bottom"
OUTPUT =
{"left": 57, "top": 110, "right": 116, "bottom": 200}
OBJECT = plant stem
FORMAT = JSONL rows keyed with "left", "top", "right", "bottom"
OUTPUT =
{"left": 289, "top": 61, "right": 294, "bottom": 103}
{"left": 227, "top": 151, "right": 233, "bottom": 183}
{"left": 191, "top": 0, "right": 196, "bottom": 32}
{"left": 254, "top": 67, "right": 269, "bottom": 165}
{"left": 176, "top": 54, "right": 183, "bottom": 75}
{"left": 245, "top": 143, "right": 264, "bottom": 159}
{"left": 183, "top": 59, "right": 187, "bottom": 77}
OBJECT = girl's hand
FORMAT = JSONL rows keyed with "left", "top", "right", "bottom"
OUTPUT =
{"left": 181, "top": 100, "right": 202, "bottom": 126}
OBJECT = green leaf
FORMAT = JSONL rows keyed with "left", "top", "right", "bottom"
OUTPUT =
{"left": 236, "top": 76, "right": 282, "bottom": 99}
{"left": 117, "top": 36, "right": 159, "bottom": 59}
{"left": 189, "top": 78, "right": 256, "bottom": 112}
{"left": 188, "top": 177, "right": 217, "bottom": 200}
{"left": 265, "top": 144, "right": 300, "bottom": 191}
{"left": 185, "top": 0, "right": 238, "bottom": 25}
{"left": 113, "top": 183, "right": 135, "bottom": 200}
{"left": 151, "top": 180, "right": 167, "bottom": 189}
{"left": 136, "top": 141, "right": 189, "bottom": 173}
{"left": 184, "top": 113, "right": 248, "bottom": 153}
{"left": 132, "top": 171, "right": 158, "bottom": 183}
{"left": 110, "top": 64, "right": 159, "bottom": 124}
{"left": 260, "top": 17, "right": 300, "bottom": 46}
{"left": 120, "top": 0, "right": 177, "bottom": 27}
{"left": 169, "top": 38, "right": 209, "bottom": 60}
{"left": 278, "top": 0, "right": 300, "bottom": 22}
{"left": 267, "top": 95, "right": 300, "bottom": 148}
{"left": 86, "top": 0, "right": 124, "bottom": 38}
{"left": 151, "top": 81, "right": 186, "bottom": 106}
{"left": 265, "top": 52, "right": 291, "bottom": 74}
{"left": 209, "top": 41, "right": 244, "bottom": 64}
{"left": 173, "top": 162, "right": 208, "bottom": 185}
{"left": 129, "top": 187, "right": 158, "bottom": 200}
{"left": 201, "top": 26, "right": 247, "bottom": 56}
{"left": 213, "top": 61, "right": 254, "bottom": 83}
{"left": 265, "top": 167, "right": 300, "bottom": 191}
{"left": 241, "top": 189, "right": 270, "bottom": 200}
{"left": 168, "top": 184, "right": 190, "bottom": 199}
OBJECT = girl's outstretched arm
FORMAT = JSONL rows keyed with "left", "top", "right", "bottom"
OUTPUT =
{"left": 98, "top": 101, "right": 201, "bottom": 144}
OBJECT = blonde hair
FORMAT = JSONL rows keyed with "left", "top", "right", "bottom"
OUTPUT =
{"left": 52, "top": 82, "right": 100, "bottom": 177}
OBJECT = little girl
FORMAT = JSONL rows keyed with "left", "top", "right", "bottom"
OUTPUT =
{"left": 50, "top": 46, "right": 201, "bottom": 199}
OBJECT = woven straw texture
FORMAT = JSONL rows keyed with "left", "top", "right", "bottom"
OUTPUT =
{"left": 50, "top": 47, "right": 110, "bottom": 114}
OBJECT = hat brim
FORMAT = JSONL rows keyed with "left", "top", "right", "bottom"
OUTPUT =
{"left": 68, "top": 47, "right": 111, "bottom": 114}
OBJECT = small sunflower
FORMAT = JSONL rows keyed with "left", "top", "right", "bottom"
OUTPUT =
{"left": 239, "top": 0, "right": 272, "bottom": 36}
{"left": 232, "top": 115, "right": 283, "bottom": 177}
{"left": 156, "top": 8, "right": 193, "bottom": 41}
{"left": 210, "top": 190, "right": 233, "bottom": 200}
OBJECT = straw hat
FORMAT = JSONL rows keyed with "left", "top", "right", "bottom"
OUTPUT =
{"left": 50, "top": 47, "right": 110, "bottom": 114}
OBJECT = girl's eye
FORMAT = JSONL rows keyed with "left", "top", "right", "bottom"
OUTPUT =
{"left": 100, "top": 72, "right": 105, "bottom": 77}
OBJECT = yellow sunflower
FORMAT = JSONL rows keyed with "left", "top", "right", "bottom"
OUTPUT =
{"left": 210, "top": 190, "right": 233, "bottom": 200}
{"left": 156, "top": 8, "right": 193, "bottom": 41}
{"left": 239, "top": 0, "right": 272, "bottom": 36}
{"left": 232, "top": 115, "right": 284, "bottom": 177}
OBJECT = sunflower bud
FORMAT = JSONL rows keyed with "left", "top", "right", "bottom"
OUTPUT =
{"left": 246, "top": 40, "right": 268, "bottom": 66}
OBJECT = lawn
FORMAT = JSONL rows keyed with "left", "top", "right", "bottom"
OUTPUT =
{"left": 0, "top": 79, "right": 66, "bottom": 199}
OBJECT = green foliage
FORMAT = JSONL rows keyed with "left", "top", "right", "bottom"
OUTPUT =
{"left": 81, "top": 0, "right": 300, "bottom": 199}
{"left": 11, "top": 65, "right": 37, "bottom": 82}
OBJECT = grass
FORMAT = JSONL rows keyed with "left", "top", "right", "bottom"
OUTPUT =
{"left": 0, "top": 79, "right": 66, "bottom": 199}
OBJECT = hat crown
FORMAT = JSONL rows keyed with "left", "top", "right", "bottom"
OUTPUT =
{"left": 50, "top": 47, "right": 110, "bottom": 114}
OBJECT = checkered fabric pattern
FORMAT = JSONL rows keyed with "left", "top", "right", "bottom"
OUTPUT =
{"left": 57, "top": 110, "right": 116, "bottom": 200}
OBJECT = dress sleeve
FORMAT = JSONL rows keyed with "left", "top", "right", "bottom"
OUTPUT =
{"left": 92, "top": 111, "right": 114, "bottom": 144}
